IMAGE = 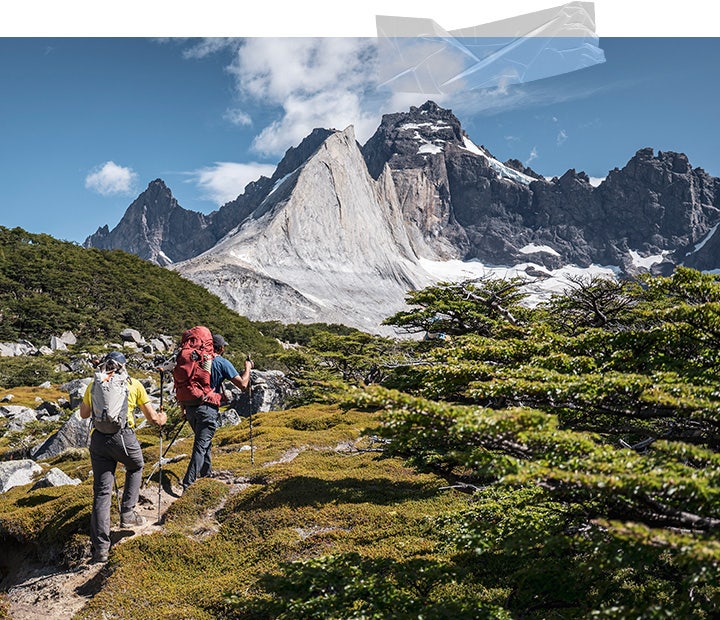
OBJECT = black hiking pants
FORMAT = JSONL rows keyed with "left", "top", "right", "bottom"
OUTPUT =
{"left": 89, "top": 427, "right": 144, "bottom": 555}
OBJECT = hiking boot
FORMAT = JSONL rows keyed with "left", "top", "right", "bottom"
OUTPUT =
{"left": 120, "top": 510, "right": 145, "bottom": 527}
{"left": 91, "top": 550, "right": 108, "bottom": 563}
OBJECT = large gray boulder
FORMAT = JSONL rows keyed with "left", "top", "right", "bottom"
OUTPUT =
{"left": 0, "top": 459, "right": 43, "bottom": 493}
{"left": 120, "top": 328, "right": 145, "bottom": 345}
{"left": 31, "top": 411, "right": 92, "bottom": 461}
{"left": 49, "top": 336, "right": 68, "bottom": 351}
{"left": 60, "top": 377, "right": 92, "bottom": 409}
{"left": 0, "top": 340, "right": 38, "bottom": 357}
{"left": 229, "top": 370, "right": 297, "bottom": 417}
{"left": 6, "top": 408, "right": 38, "bottom": 432}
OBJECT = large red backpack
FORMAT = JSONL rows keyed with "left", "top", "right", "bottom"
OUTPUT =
{"left": 172, "top": 326, "right": 222, "bottom": 407}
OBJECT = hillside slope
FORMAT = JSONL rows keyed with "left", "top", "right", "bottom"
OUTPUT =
{"left": 0, "top": 226, "right": 278, "bottom": 356}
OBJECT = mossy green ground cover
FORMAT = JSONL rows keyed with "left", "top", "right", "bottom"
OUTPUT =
{"left": 0, "top": 404, "right": 478, "bottom": 619}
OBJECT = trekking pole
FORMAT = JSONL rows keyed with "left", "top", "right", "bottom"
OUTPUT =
{"left": 157, "top": 430, "right": 163, "bottom": 524}
{"left": 157, "top": 370, "right": 164, "bottom": 525}
{"left": 247, "top": 353, "right": 254, "bottom": 466}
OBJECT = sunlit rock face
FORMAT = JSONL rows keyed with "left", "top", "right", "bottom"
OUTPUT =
{"left": 85, "top": 102, "right": 720, "bottom": 332}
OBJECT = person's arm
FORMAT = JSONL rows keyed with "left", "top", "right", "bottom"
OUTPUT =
{"left": 228, "top": 359, "right": 253, "bottom": 391}
{"left": 79, "top": 402, "right": 92, "bottom": 419}
{"left": 133, "top": 379, "right": 167, "bottom": 426}
{"left": 140, "top": 401, "right": 167, "bottom": 426}
{"left": 79, "top": 384, "right": 93, "bottom": 419}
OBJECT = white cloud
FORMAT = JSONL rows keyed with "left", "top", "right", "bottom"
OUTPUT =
{"left": 556, "top": 129, "right": 568, "bottom": 146}
{"left": 181, "top": 37, "right": 234, "bottom": 59}
{"left": 175, "top": 37, "right": 617, "bottom": 161}
{"left": 588, "top": 176, "right": 606, "bottom": 187}
{"left": 525, "top": 147, "right": 539, "bottom": 166}
{"left": 224, "top": 108, "right": 253, "bottom": 126}
{"left": 85, "top": 161, "right": 137, "bottom": 196}
{"left": 190, "top": 162, "right": 276, "bottom": 205}
{"left": 225, "top": 38, "right": 387, "bottom": 156}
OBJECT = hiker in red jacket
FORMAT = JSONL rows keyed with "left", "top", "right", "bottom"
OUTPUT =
{"left": 181, "top": 334, "right": 252, "bottom": 491}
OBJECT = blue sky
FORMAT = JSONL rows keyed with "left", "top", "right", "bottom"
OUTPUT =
{"left": 1, "top": 4, "right": 719, "bottom": 244}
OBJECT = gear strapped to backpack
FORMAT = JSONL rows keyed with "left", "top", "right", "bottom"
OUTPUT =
{"left": 91, "top": 368, "right": 131, "bottom": 434}
{"left": 172, "top": 326, "right": 222, "bottom": 407}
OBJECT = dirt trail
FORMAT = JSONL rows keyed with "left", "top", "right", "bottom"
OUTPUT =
{"left": 5, "top": 483, "right": 182, "bottom": 620}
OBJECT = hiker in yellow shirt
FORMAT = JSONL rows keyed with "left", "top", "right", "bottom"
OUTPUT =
{"left": 79, "top": 351, "right": 166, "bottom": 563}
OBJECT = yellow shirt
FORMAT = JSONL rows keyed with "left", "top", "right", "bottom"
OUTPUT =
{"left": 82, "top": 376, "right": 151, "bottom": 429}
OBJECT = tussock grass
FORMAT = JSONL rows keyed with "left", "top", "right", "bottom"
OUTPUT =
{"left": 0, "top": 385, "right": 67, "bottom": 408}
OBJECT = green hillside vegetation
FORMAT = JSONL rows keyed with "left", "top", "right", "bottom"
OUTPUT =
{"left": 1, "top": 236, "right": 720, "bottom": 618}
{"left": 0, "top": 226, "right": 279, "bottom": 358}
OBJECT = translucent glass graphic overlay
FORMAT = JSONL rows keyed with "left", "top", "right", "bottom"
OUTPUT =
{"left": 376, "top": 2, "right": 605, "bottom": 94}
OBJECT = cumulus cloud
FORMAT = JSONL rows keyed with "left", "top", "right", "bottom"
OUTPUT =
{"left": 191, "top": 162, "right": 277, "bottom": 205}
{"left": 85, "top": 161, "right": 137, "bottom": 196}
{"left": 176, "top": 37, "right": 612, "bottom": 162}
{"left": 225, "top": 38, "right": 388, "bottom": 156}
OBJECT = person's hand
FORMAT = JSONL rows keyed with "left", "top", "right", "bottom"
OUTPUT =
{"left": 245, "top": 359, "right": 254, "bottom": 371}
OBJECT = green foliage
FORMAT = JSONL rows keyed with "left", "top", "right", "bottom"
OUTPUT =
{"left": 267, "top": 328, "right": 416, "bottom": 406}
{"left": 0, "top": 226, "right": 279, "bottom": 357}
{"left": 383, "top": 277, "right": 528, "bottom": 337}
{"left": 254, "top": 320, "right": 359, "bottom": 346}
{"left": 0, "top": 356, "right": 68, "bottom": 389}
{"left": 0, "top": 482, "right": 93, "bottom": 567}
{"left": 229, "top": 552, "right": 509, "bottom": 620}
{"left": 542, "top": 274, "right": 643, "bottom": 333}
{"left": 5, "top": 254, "right": 720, "bottom": 619}
{"left": 348, "top": 386, "right": 720, "bottom": 617}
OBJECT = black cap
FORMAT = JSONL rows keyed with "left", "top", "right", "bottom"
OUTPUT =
{"left": 212, "top": 334, "right": 227, "bottom": 349}
{"left": 105, "top": 351, "right": 127, "bottom": 365}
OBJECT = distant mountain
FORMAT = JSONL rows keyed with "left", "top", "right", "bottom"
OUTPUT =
{"left": 84, "top": 101, "right": 720, "bottom": 331}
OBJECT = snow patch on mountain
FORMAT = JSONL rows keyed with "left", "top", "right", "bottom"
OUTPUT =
{"left": 685, "top": 223, "right": 719, "bottom": 256}
{"left": 519, "top": 243, "right": 561, "bottom": 257}
{"left": 629, "top": 249, "right": 669, "bottom": 269}
{"left": 460, "top": 136, "right": 535, "bottom": 185}
{"left": 418, "top": 143, "right": 444, "bottom": 155}
{"left": 418, "top": 257, "right": 620, "bottom": 306}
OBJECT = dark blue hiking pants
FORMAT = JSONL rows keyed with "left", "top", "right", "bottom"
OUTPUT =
{"left": 182, "top": 403, "right": 220, "bottom": 489}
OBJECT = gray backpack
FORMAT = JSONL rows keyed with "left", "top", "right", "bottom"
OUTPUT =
{"left": 91, "top": 370, "right": 131, "bottom": 434}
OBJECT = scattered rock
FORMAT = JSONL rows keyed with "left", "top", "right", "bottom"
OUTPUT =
{"left": 0, "top": 459, "right": 43, "bottom": 493}
{"left": 49, "top": 336, "right": 68, "bottom": 351}
{"left": 229, "top": 370, "right": 297, "bottom": 416}
{"left": 1, "top": 394, "right": 14, "bottom": 403}
{"left": 36, "top": 401, "right": 63, "bottom": 418}
{"left": 7, "top": 409, "right": 39, "bottom": 432}
{"left": 31, "top": 412, "right": 92, "bottom": 461}
{"left": 0, "top": 340, "right": 38, "bottom": 357}
{"left": 59, "top": 378, "right": 92, "bottom": 409}
{"left": 149, "top": 338, "right": 167, "bottom": 353}
{"left": 120, "top": 329, "right": 145, "bottom": 345}
{"left": 218, "top": 408, "right": 241, "bottom": 428}
{"left": 59, "top": 331, "right": 77, "bottom": 345}
{"left": 30, "top": 467, "right": 81, "bottom": 490}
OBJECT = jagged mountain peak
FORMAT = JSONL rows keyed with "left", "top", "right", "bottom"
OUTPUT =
{"left": 85, "top": 101, "right": 720, "bottom": 332}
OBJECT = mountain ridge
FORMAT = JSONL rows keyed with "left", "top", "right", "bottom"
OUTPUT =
{"left": 84, "top": 101, "right": 720, "bottom": 331}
